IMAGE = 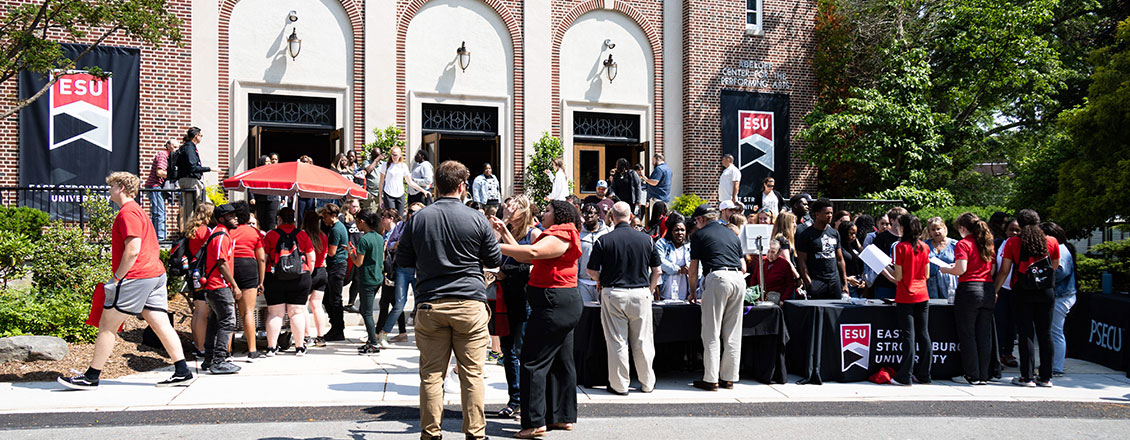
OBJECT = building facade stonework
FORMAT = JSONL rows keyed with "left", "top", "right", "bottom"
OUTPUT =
{"left": 0, "top": 0, "right": 817, "bottom": 218}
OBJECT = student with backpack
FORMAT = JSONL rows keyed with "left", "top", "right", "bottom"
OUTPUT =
{"left": 177, "top": 202, "right": 216, "bottom": 358}
{"left": 199, "top": 203, "right": 243, "bottom": 374}
{"left": 995, "top": 209, "right": 1060, "bottom": 388}
{"left": 262, "top": 207, "right": 317, "bottom": 356}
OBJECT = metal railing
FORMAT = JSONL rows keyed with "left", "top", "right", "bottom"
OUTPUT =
{"left": 0, "top": 185, "right": 195, "bottom": 242}
{"left": 827, "top": 199, "right": 905, "bottom": 220}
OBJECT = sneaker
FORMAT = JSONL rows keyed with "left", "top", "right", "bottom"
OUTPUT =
{"left": 912, "top": 376, "right": 932, "bottom": 385}
{"left": 1011, "top": 377, "right": 1036, "bottom": 388}
{"left": 1052, "top": 370, "right": 1065, "bottom": 377}
{"left": 323, "top": 332, "right": 347, "bottom": 342}
{"left": 958, "top": 376, "right": 979, "bottom": 385}
{"left": 487, "top": 350, "right": 501, "bottom": 363}
{"left": 358, "top": 343, "right": 380, "bottom": 355}
{"left": 314, "top": 337, "right": 327, "bottom": 347}
{"left": 247, "top": 351, "right": 263, "bottom": 361}
{"left": 890, "top": 378, "right": 911, "bottom": 386}
{"left": 1035, "top": 379, "right": 1053, "bottom": 388}
{"left": 200, "top": 357, "right": 213, "bottom": 371}
{"left": 304, "top": 336, "right": 314, "bottom": 347}
{"left": 192, "top": 348, "right": 207, "bottom": 359}
{"left": 264, "top": 347, "right": 278, "bottom": 357}
{"left": 57, "top": 375, "right": 99, "bottom": 390}
{"left": 390, "top": 333, "right": 409, "bottom": 342}
{"left": 975, "top": 380, "right": 989, "bottom": 385}
{"left": 1001, "top": 354, "right": 1019, "bottom": 368}
{"left": 156, "top": 371, "right": 196, "bottom": 387}
{"left": 296, "top": 346, "right": 307, "bottom": 357}
{"left": 377, "top": 333, "right": 391, "bottom": 349}
{"left": 209, "top": 360, "right": 242, "bottom": 375}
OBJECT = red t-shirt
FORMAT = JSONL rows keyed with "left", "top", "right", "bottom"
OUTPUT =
{"left": 263, "top": 225, "right": 315, "bottom": 272}
{"left": 953, "top": 236, "right": 993, "bottom": 283}
{"left": 1002, "top": 235, "right": 1060, "bottom": 289}
{"left": 230, "top": 224, "right": 264, "bottom": 259}
{"left": 111, "top": 200, "right": 165, "bottom": 279}
{"left": 893, "top": 240, "right": 929, "bottom": 304}
{"left": 202, "top": 225, "right": 235, "bottom": 290}
{"left": 311, "top": 231, "right": 328, "bottom": 268}
{"left": 188, "top": 225, "right": 210, "bottom": 256}
{"left": 528, "top": 223, "right": 583, "bottom": 289}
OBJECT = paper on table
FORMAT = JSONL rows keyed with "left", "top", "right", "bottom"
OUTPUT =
{"left": 860, "top": 244, "right": 892, "bottom": 275}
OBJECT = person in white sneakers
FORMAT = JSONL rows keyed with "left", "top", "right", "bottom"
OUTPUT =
{"left": 59, "top": 172, "right": 194, "bottom": 389}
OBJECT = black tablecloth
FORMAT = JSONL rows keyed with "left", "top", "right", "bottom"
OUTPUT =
{"left": 1066, "top": 293, "right": 1130, "bottom": 373}
{"left": 574, "top": 302, "right": 788, "bottom": 386}
{"left": 783, "top": 299, "right": 998, "bottom": 384}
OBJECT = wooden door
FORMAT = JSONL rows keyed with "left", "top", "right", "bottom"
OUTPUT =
{"left": 248, "top": 125, "right": 262, "bottom": 170}
{"left": 329, "top": 128, "right": 344, "bottom": 155}
{"left": 422, "top": 133, "right": 440, "bottom": 197}
{"left": 574, "top": 143, "right": 605, "bottom": 197}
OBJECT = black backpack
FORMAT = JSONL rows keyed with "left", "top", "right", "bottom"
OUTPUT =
{"left": 272, "top": 228, "right": 305, "bottom": 280}
{"left": 189, "top": 230, "right": 228, "bottom": 292}
{"left": 167, "top": 147, "right": 182, "bottom": 181}
{"left": 1015, "top": 245, "right": 1055, "bottom": 291}
{"left": 167, "top": 235, "right": 192, "bottom": 277}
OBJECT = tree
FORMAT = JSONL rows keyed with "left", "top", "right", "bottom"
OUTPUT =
{"left": 524, "top": 132, "right": 564, "bottom": 206}
{"left": 1053, "top": 18, "right": 1130, "bottom": 234}
{"left": 802, "top": 0, "right": 1068, "bottom": 196}
{"left": 0, "top": 0, "right": 183, "bottom": 119}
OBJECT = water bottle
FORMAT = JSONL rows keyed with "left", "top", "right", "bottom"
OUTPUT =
{"left": 192, "top": 269, "right": 202, "bottom": 290}
{"left": 180, "top": 256, "right": 189, "bottom": 272}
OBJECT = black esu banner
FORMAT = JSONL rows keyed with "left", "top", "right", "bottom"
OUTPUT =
{"left": 19, "top": 43, "right": 140, "bottom": 220}
{"left": 720, "top": 90, "right": 791, "bottom": 207}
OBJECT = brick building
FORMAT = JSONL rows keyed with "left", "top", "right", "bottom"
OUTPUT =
{"left": 1, "top": 0, "right": 817, "bottom": 222}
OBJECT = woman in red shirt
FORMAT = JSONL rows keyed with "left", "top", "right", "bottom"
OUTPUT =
{"left": 181, "top": 202, "right": 215, "bottom": 358}
{"left": 262, "top": 207, "right": 316, "bottom": 356}
{"left": 302, "top": 210, "right": 329, "bottom": 347}
{"left": 994, "top": 209, "right": 1060, "bottom": 387}
{"left": 749, "top": 239, "right": 796, "bottom": 303}
{"left": 230, "top": 202, "right": 266, "bottom": 359}
{"left": 491, "top": 200, "right": 583, "bottom": 438}
{"left": 881, "top": 214, "right": 931, "bottom": 386}
{"left": 942, "top": 212, "right": 996, "bottom": 385}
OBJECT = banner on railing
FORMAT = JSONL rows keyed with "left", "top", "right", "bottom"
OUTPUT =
{"left": 720, "top": 90, "right": 791, "bottom": 208}
{"left": 18, "top": 43, "right": 140, "bottom": 220}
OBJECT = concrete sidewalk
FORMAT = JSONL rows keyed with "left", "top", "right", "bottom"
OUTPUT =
{"left": 3, "top": 323, "right": 1129, "bottom": 414}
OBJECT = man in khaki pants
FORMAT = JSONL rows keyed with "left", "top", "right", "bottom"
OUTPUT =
{"left": 587, "top": 202, "right": 662, "bottom": 395}
{"left": 395, "top": 161, "right": 502, "bottom": 440}
{"left": 686, "top": 203, "right": 746, "bottom": 391}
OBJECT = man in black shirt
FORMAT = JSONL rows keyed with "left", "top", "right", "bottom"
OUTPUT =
{"left": 870, "top": 207, "right": 907, "bottom": 300}
{"left": 790, "top": 193, "right": 813, "bottom": 231}
{"left": 795, "top": 198, "right": 849, "bottom": 299}
{"left": 686, "top": 203, "right": 745, "bottom": 391}
{"left": 587, "top": 202, "right": 661, "bottom": 395}
{"left": 395, "top": 161, "right": 501, "bottom": 440}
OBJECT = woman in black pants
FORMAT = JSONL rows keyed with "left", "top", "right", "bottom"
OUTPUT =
{"left": 995, "top": 209, "right": 1061, "bottom": 388}
{"left": 491, "top": 200, "right": 583, "bottom": 439}
{"left": 943, "top": 213, "right": 996, "bottom": 385}
{"left": 880, "top": 214, "right": 931, "bottom": 386}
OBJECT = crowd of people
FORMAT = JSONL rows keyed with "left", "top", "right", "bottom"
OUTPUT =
{"left": 63, "top": 132, "right": 1080, "bottom": 438}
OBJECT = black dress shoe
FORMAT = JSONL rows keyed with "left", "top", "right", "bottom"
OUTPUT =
{"left": 606, "top": 387, "right": 629, "bottom": 396}
{"left": 323, "top": 332, "right": 346, "bottom": 342}
{"left": 692, "top": 380, "right": 718, "bottom": 391}
{"left": 719, "top": 380, "right": 735, "bottom": 389}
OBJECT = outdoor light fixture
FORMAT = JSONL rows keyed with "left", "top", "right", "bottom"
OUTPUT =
{"left": 603, "top": 39, "right": 616, "bottom": 49}
{"left": 287, "top": 28, "right": 302, "bottom": 60}
{"left": 288, "top": 10, "right": 298, "bottom": 23}
{"left": 603, "top": 54, "right": 618, "bottom": 83}
{"left": 456, "top": 41, "right": 471, "bottom": 71}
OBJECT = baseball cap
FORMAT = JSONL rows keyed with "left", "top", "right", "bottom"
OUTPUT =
{"left": 691, "top": 203, "right": 717, "bottom": 219}
{"left": 213, "top": 203, "right": 237, "bottom": 220}
{"left": 596, "top": 180, "right": 608, "bottom": 188}
{"left": 719, "top": 200, "right": 737, "bottom": 211}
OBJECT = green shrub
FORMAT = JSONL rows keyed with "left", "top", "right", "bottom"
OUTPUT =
{"left": 913, "top": 205, "right": 1008, "bottom": 239}
{"left": 671, "top": 194, "right": 707, "bottom": 217}
{"left": 1077, "top": 240, "right": 1130, "bottom": 293}
{"left": 160, "top": 248, "right": 185, "bottom": 299}
{"left": 0, "top": 206, "right": 49, "bottom": 240}
{"left": 863, "top": 186, "right": 954, "bottom": 211}
{"left": 0, "top": 230, "right": 31, "bottom": 287}
{"left": 362, "top": 125, "right": 406, "bottom": 159}
{"left": 81, "top": 189, "right": 115, "bottom": 244}
{"left": 0, "top": 288, "right": 97, "bottom": 343}
{"left": 30, "top": 223, "right": 109, "bottom": 293}
{"left": 524, "top": 132, "right": 565, "bottom": 207}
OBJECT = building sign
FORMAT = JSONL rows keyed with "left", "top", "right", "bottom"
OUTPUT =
{"left": 720, "top": 60, "right": 791, "bottom": 90}
{"left": 720, "top": 90, "right": 790, "bottom": 207}
{"left": 19, "top": 44, "right": 140, "bottom": 220}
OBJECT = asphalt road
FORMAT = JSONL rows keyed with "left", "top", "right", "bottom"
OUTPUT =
{"left": 4, "top": 401, "right": 1130, "bottom": 438}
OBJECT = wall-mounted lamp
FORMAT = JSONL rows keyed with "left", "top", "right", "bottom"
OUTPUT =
{"left": 603, "top": 39, "right": 616, "bottom": 49}
{"left": 287, "top": 28, "right": 302, "bottom": 60}
{"left": 456, "top": 41, "right": 471, "bottom": 71}
{"left": 603, "top": 54, "right": 618, "bottom": 83}
{"left": 288, "top": 10, "right": 298, "bottom": 23}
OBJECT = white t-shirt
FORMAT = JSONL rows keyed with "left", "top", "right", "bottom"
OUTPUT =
{"left": 548, "top": 170, "right": 569, "bottom": 201}
{"left": 379, "top": 161, "right": 411, "bottom": 198}
{"left": 762, "top": 191, "right": 779, "bottom": 213}
{"left": 718, "top": 164, "right": 741, "bottom": 202}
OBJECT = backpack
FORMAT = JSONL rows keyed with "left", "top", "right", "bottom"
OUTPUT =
{"left": 188, "top": 230, "right": 228, "bottom": 292}
{"left": 1015, "top": 244, "right": 1055, "bottom": 291}
{"left": 167, "top": 147, "right": 182, "bottom": 181}
{"left": 272, "top": 228, "right": 305, "bottom": 280}
{"left": 167, "top": 235, "right": 192, "bottom": 277}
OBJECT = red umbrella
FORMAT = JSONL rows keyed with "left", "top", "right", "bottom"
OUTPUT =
{"left": 223, "top": 161, "right": 367, "bottom": 199}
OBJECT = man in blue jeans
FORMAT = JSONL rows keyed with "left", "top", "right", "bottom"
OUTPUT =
{"left": 144, "top": 141, "right": 176, "bottom": 240}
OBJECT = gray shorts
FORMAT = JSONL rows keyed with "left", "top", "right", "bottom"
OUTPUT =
{"left": 104, "top": 274, "right": 169, "bottom": 316}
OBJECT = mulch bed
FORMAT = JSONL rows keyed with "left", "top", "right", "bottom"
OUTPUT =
{"left": 0, "top": 294, "right": 196, "bottom": 382}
